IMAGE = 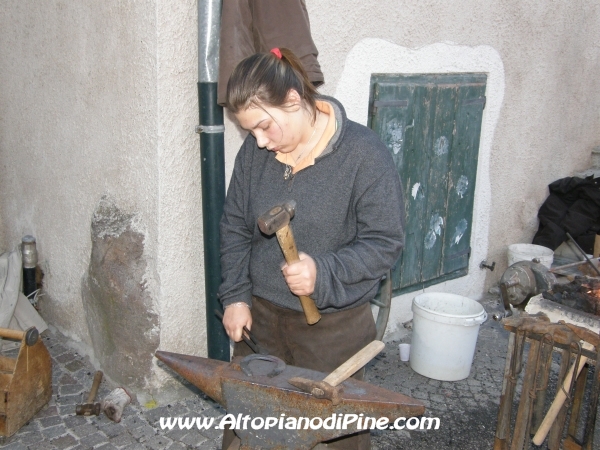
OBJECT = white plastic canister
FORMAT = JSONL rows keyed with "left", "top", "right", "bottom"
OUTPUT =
{"left": 507, "top": 243, "right": 554, "bottom": 269}
{"left": 410, "top": 293, "right": 487, "bottom": 381}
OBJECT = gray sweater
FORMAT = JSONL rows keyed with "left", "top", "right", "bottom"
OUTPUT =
{"left": 218, "top": 96, "right": 405, "bottom": 313}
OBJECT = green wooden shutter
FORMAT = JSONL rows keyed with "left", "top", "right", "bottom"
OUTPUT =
{"left": 368, "top": 73, "right": 486, "bottom": 295}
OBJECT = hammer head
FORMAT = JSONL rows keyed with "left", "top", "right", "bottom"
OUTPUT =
{"left": 75, "top": 402, "right": 102, "bottom": 416}
{"left": 287, "top": 377, "right": 344, "bottom": 405}
{"left": 258, "top": 200, "right": 296, "bottom": 235}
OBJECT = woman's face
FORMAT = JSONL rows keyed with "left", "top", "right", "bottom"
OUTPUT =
{"left": 234, "top": 97, "right": 305, "bottom": 155}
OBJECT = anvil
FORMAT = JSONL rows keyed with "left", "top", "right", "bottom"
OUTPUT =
{"left": 156, "top": 351, "right": 425, "bottom": 450}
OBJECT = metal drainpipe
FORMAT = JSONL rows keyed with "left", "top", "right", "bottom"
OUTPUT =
{"left": 197, "top": 0, "right": 229, "bottom": 361}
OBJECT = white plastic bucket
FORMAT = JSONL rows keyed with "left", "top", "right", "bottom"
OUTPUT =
{"left": 410, "top": 293, "right": 487, "bottom": 381}
{"left": 507, "top": 243, "right": 554, "bottom": 269}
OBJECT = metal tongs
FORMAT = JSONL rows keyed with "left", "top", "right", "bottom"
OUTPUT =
{"left": 214, "top": 309, "right": 269, "bottom": 354}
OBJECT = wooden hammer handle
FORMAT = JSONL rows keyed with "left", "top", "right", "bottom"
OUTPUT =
{"left": 87, "top": 371, "right": 104, "bottom": 403}
{"left": 532, "top": 343, "right": 592, "bottom": 445}
{"left": 0, "top": 327, "right": 27, "bottom": 341}
{"left": 297, "top": 296, "right": 321, "bottom": 325}
{"left": 0, "top": 326, "right": 39, "bottom": 346}
{"left": 324, "top": 340, "right": 385, "bottom": 386}
{"left": 275, "top": 225, "right": 321, "bottom": 325}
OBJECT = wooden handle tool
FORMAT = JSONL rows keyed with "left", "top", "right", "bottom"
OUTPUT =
{"left": 288, "top": 340, "right": 385, "bottom": 405}
{"left": 257, "top": 200, "right": 321, "bottom": 325}
{"left": 532, "top": 343, "right": 592, "bottom": 445}
{"left": 275, "top": 225, "right": 321, "bottom": 325}
{"left": 0, "top": 326, "right": 39, "bottom": 346}
{"left": 76, "top": 370, "right": 104, "bottom": 416}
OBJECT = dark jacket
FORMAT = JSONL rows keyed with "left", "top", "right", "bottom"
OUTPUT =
{"left": 533, "top": 176, "right": 600, "bottom": 253}
{"left": 218, "top": 0, "right": 324, "bottom": 106}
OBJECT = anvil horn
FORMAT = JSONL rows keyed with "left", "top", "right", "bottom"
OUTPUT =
{"left": 155, "top": 351, "right": 226, "bottom": 406}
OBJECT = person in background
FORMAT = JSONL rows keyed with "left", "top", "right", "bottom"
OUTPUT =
{"left": 218, "top": 47, "right": 405, "bottom": 449}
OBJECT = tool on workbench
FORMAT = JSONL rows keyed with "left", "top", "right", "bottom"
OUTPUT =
{"left": 287, "top": 340, "right": 385, "bottom": 405}
{"left": 549, "top": 257, "right": 600, "bottom": 275}
{"left": 76, "top": 370, "right": 103, "bottom": 416}
{"left": 214, "top": 309, "right": 269, "bottom": 355}
{"left": 0, "top": 326, "right": 51, "bottom": 437}
{"left": 155, "top": 346, "right": 424, "bottom": 449}
{"left": 566, "top": 232, "right": 600, "bottom": 277}
{"left": 257, "top": 200, "right": 321, "bottom": 325}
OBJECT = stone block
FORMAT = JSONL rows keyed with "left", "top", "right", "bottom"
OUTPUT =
{"left": 81, "top": 196, "right": 159, "bottom": 391}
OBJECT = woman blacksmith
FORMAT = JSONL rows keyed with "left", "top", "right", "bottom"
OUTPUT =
{"left": 218, "top": 47, "right": 405, "bottom": 449}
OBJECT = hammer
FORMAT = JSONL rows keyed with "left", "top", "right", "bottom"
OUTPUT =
{"left": 258, "top": 200, "right": 321, "bottom": 325}
{"left": 288, "top": 340, "right": 385, "bottom": 405}
{"left": 76, "top": 370, "right": 103, "bottom": 416}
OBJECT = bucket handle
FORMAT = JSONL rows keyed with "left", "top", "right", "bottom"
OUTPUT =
{"left": 463, "top": 311, "right": 488, "bottom": 326}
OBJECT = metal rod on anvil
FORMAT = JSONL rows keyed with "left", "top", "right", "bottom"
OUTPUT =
{"left": 566, "top": 232, "right": 600, "bottom": 277}
{"left": 549, "top": 257, "right": 600, "bottom": 273}
{"left": 155, "top": 350, "right": 425, "bottom": 449}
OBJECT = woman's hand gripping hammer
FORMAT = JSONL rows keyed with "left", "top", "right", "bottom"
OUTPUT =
{"left": 258, "top": 200, "right": 321, "bottom": 325}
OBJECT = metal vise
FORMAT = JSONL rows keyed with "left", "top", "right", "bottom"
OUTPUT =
{"left": 494, "top": 260, "right": 557, "bottom": 320}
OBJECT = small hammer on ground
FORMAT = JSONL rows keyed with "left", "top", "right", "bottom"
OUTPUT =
{"left": 258, "top": 200, "right": 321, "bottom": 325}
{"left": 76, "top": 370, "right": 103, "bottom": 416}
{"left": 288, "top": 340, "right": 385, "bottom": 405}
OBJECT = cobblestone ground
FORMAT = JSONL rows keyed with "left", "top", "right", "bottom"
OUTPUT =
{"left": 0, "top": 294, "right": 597, "bottom": 449}
{"left": 367, "top": 294, "right": 508, "bottom": 449}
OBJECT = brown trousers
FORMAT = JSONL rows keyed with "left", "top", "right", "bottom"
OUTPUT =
{"left": 222, "top": 297, "right": 376, "bottom": 450}
{"left": 218, "top": 0, "right": 324, "bottom": 106}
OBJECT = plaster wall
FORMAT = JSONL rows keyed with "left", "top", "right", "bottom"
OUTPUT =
{"left": 0, "top": 1, "right": 160, "bottom": 344}
{"left": 0, "top": 0, "right": 203, "bottom": 396}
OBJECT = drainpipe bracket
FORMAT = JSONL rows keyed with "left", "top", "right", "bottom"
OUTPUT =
{"left": 196, "top": 125, "right": 225, "bottom": 134}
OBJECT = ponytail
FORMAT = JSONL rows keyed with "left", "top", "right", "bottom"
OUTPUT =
{"left": 226, "top": 48, "right": 318, "bottom": 121}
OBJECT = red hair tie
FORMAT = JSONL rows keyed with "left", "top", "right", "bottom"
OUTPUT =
{"left": 270, "top": 48, "right": 282, "bottom": 59}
